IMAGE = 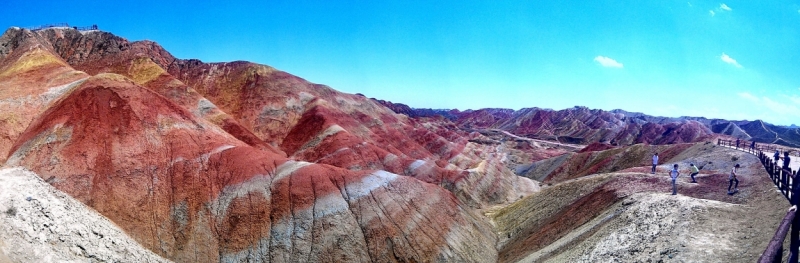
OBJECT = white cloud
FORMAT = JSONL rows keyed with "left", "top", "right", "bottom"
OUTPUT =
{"left": 738, "top": 92, "right": 800, "bottom": 120}
{"left": 738, "top": 92, "right": 758, "bottom": 102}
{"left": 688, "top": 2, "right": 692, "bottom": 7}
{"left": 711, "top": 3, "right": 731, "bottom": 16}
{"left": 594, "top": 56, "right": 623, "bottom": 68}
{"left": 786, "top": 94, "right": 800, "bottom": 105}
{"left": 720, "top": 53, "right": 742, "bottom": 68}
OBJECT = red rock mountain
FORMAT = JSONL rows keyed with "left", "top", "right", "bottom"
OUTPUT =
{"left": 451, "top": 107, "right": 714, "bottom": 145}
{"left": 0, "top": 27, "right": 535, "bottom": 262}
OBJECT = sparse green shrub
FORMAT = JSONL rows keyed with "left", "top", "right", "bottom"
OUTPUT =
{"left": 731, "top": 156, "right": 739, "bottom": 162}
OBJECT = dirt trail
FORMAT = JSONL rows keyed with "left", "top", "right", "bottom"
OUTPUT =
{"left": 720, "top": 144, "right": 800, "bottom": 171}
{"left": 489, "top": 129, "right": 584, "bottom": 151}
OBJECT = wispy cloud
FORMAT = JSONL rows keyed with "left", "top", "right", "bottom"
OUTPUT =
{"left": 710, "top": 3, "right": 731, "bottom": 16}
{"left": 688, "top": 2, "right": 692, "bottom": 7}
{"left": 720, "top": 53, "right": 742, "bottom": 68}
{"left": 788, "top": 95, "right": 800, "bottom": 105}
{"left": 739, "top": 92, "right": 757, "bottom": 101}
{"left": 738, "top": 92, "right": 800, "bottom": 120}
{"left": 594, "top": 56, "right": 623, "bottom": 68}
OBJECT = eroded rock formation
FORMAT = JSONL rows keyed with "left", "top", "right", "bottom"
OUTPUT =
{"left": 0, "top": 27, "right": 533, "bottom": 262}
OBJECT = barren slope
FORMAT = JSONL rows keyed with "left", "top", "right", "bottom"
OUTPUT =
{"left": 0, "top": 167, "right": 171, "bottom": 262}
{"left": 492, "top": 144, "right": 786, "bottom": 262}
{"left": 5, "top": 72, "right": 499, "bottom": 262}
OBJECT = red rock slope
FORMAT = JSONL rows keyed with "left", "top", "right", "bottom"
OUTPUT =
{"left": 18, "top": 27, "right": 535, "bottom": 208}
{"left": 6, "top": 73, "right": 498, "bottom": 262}
{"left": 0, "top": 27, "right": 540, "bottom": 262}
{"left": 0, "top": 28, "right": 89, "bottom": 164}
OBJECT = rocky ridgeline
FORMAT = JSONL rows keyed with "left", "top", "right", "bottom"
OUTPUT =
{"left": 375, "top": 102, "right": 800, "bottom": 147}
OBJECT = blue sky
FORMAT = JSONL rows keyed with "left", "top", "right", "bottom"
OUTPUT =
{"left": 3, "top": 1, "right": 800, "bottom": 125}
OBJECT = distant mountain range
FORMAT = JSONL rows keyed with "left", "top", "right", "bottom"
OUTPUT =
{"left": 374, "top": 101, "right": 800, "bottom": 148}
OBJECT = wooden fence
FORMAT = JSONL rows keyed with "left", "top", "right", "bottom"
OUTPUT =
{"left": 718, "top": 139, "right": 799, "bottom": 262}
{"left": 26, "top": 23, "right": 98, "bottom": 31}
{"left": 718, "top": 138, "right": 798, "bottom": 158}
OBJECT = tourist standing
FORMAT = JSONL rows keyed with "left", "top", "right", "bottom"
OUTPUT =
{"left": 736, "top": 138, "right": 740, "bottom": 149}
{"left": 728, "top": 164, "right": 740, "bottom": 195}
{"left": 775, "top": 150, "right": 781, "bottom": 163}
{"left": 784, "top": 152, "right": 792, "bottom": 171}
{"left": 670, "top": 164, "right": 680, "bottom": 195}
{"left": 651, "top": 153, "right": 659, "bottom": 174}
{"left": 750, "top": 141, "right": 756, "bottom": 151}
{"left": 689, "top": 163, "right": 699, "bottom": 183}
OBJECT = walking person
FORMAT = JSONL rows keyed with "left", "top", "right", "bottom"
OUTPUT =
{"left": 736, "top": 138, "right": 740, "bottom": 149}
{"left": 651, "top": 153, "right": 658, "bottom": 174}
{"left": 670, "top": 164, "right": 680, "bottom": 195}
{"left": 728, "top": 164, "right": 740, "bottom": 195}
{"left": 750, "top": 141, "right": 756, "bottom": 151}
{"left": 775, "top": 150, "right": 781, "bottom": 164}
{"left": 784, "top": 151, "right": 792, "bottom": 172}
{"left": 688, "top": 163, "right": 699, "bottom": 183}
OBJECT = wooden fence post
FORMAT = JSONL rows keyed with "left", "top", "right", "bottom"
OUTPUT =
{"left": 791, "top": 169, "right": 800, "bottom": 263}
{"left": 784, "top": 170, "right": 790, "bottom": 199}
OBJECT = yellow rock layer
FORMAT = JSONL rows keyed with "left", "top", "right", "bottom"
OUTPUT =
{"left": 128, "top": 57, "right": 166, "bottom": 85}
{"left": 0, "top": 47, "right": 68, "bottom": 78}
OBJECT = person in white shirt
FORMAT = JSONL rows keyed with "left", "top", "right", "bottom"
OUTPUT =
{"left": 728, "top": 164, "right": 740, "bottom": 195}
{"left": 670, "top": 164, "right": 680, "bottom": 195}
{"left": 651, "top": 153, "right": 659, "bottom": 174}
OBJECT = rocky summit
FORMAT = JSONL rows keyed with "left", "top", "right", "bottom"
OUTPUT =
{"left": 0, "top": 26, "right": 794, "bottom": 262}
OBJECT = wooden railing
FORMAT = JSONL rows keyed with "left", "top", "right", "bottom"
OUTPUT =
{"left": 718, "top": 139, "right": 799, "bottom": 262}
{"left": 718, "top": 138, "right": 799, "bottom": 158}
{"left": 26, "top": 23, "right": 98, "bottom": 31}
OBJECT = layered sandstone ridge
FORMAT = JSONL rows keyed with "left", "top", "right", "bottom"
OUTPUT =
{"left": 0, "top": 27, "right": 522, "bottom": 262}
{"left": 379, "top": 101, "right": 800, "bottom": 147}
{"left": 5, "top": 26, "right": 534, "bottom": 208}
{"left": 449, "top": 107, "right": 714, "bottom": 146}
{"left": 4, "top": 71, "right": 498, "bottom": 262}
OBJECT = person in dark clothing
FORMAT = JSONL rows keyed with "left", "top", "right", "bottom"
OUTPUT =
{"left": 750, "top": 141, "right": 755, "bottom": 150}
{"left": 775, "top": 150, "right": 782, "bottom": 163}
{"left": 784, "top": 152, "right": 792, "bottom": 170}
{"left": 736, "top": 138, "right": 740, "bottom": 149}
